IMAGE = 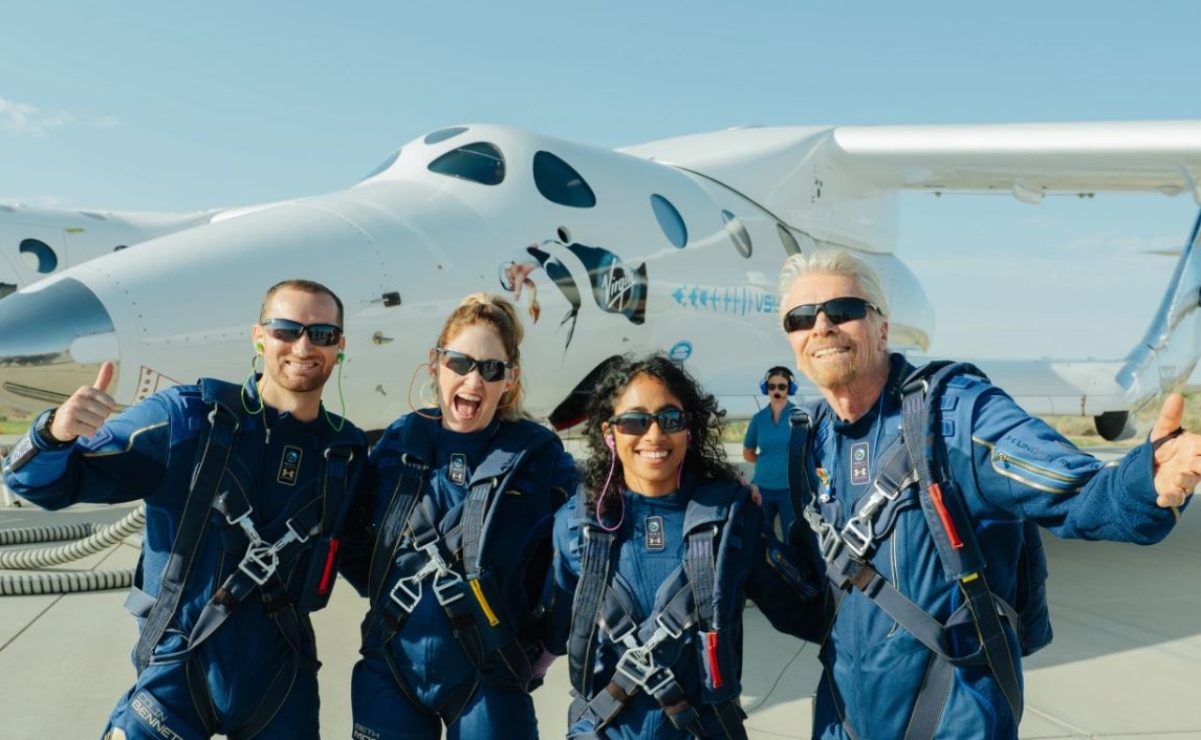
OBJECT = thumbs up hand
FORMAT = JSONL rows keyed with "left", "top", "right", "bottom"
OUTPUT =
{"left": 48, "top": 362, "right": 117, "bottom": 444}
{"left": 1150, "top": 392, "right": 1199, "bottom": 508}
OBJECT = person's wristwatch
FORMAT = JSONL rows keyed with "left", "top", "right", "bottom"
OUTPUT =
{"left": 34, "top": 409, "right": 72, "bottom": 449}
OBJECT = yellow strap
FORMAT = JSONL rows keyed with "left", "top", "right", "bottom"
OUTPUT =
{"left": 470, "top": 579, "right": 500, "bottom": 626}
{"left": 961, "top": 572, "right": 979, "bottom": 584}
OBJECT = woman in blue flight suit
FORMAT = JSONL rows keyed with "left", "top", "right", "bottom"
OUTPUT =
{"left": 546, "top": 353, "right": 826, "bottom": 739}
{"left": 344, "top": 293, "right": 579, "bottom": 740}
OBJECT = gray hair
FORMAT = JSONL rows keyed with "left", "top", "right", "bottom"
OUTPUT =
{"left": 776, "top": 249, "right": 890, "bottom": 320}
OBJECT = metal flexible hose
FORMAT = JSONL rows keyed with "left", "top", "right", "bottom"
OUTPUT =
{"left": 0, "top": 504, "right": 145, "bottom": 569}
{"left": 0, "top": 567, "right": 133, "bottom": 596}
{"left": 0, "top": 505, "right": 144, "bottom": 594}
{"left": 0, "top": 521, "right": 99, "bottom": 547}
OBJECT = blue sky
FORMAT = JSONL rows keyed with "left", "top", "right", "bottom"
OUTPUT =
{"left": 2, "top": 1, "right": 1199, "bottom": 365}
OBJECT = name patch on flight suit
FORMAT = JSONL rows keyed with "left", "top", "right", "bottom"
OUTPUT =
{"left": 645, "top": 515, "right": 665, "bottom": 551}
{"left": 277, "top": 445, "right": 303, "bottom": 485}
{"left": 850, "top": 441, "right": 870, "bottom": 486}
{"left": 449, "top": 453, "right": 469, "bottom": 486}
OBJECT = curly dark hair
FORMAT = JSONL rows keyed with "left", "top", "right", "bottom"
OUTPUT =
{"left": 580, "top": 353, "right": 738, "bottom": 508}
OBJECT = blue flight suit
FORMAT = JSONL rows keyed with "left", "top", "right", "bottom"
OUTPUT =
{"left": 548, "top": 478, "right": 825, "bottom": 739}
{"left": 804, "top": 354, "right": 1186, "bottom": 740}
{"left": 345, "top": 412, "right": 578, "bottom": 740}
{"left": 743, "top": 401, "right": 797, "bottom": 536}
{"left": 2, "top": 379, "right": 367, "bottom": 740}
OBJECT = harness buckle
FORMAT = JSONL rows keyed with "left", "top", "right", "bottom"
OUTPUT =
{"left": 432, "top": 570, "right": 464, "bottom": 606}
{"left": 841, "top": 516, "right": 874, "bottom": 558}
{"left": 387, "top": 560, "right": 435, "bottom": 614}
{"left": 818, "top": 525, "right": 843, "bottom": 562}
{"left": 387, "top": 541, "right": 463, "bottom": 612}
{"left": 615, "top": 648, "right": 676, "bottom": 696}
{"left": 238, "top": 544, "right": 280, "bottom": 586}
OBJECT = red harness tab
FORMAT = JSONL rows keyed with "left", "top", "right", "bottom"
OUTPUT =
{"left": 317, "top": 538, "right": 341, "bottom": 594}
{"left": 705, "top": 631, "right": 724, "bottom": 689}
{"left": 927, "top": 483, "right": 964, "bottom": 550}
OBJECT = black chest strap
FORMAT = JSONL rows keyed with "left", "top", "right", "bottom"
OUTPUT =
{"left": 133, "top": 380, "right": 240, "bottom": 673}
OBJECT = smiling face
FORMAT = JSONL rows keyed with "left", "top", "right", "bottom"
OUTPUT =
{"left": 785, "top": 272, "right": 889, "bottom": 395}
{"left": 602, "top": 373, "right": 688, "bottom": 497}
{"left": 432, "top": 322, "right": 515, "bottom": 434}
{"left": 252, "top": 286, "right": 343, "bottom": 417}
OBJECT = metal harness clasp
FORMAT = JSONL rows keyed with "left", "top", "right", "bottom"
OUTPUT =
{"left": 225, "top": 506, "right": 311, "bottom": 586}
{"left": 613, "top": 614, "right": 684, "bottom": 696}
{"left": 387, "top": 541, "right": 464, "bottom": 613}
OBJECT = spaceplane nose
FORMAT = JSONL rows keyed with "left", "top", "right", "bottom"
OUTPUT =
{"left": 0, "top": 277, "right": 120, "bottom": 410}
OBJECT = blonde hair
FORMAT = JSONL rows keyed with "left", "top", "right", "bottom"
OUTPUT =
{"left": 431, "top": 293, "right": 528, "bottom": 421}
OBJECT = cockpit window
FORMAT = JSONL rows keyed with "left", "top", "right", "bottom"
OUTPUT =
{"left": 651, "top": 194, "right": 687, "bottom": 248}
{"left": 424, "top": 127, "right": 468, "bottom": 145}
{"left": 20, "top": 238, "right": 58, "bottom": 273}
{"left": 359, "top": 148, "right": 402, "bottom": 182}
{"left": 533, "top": 151, "right": 596, "bottom": 208}
{"left": 427, "top": 143, "right": 505, "bottom": 186}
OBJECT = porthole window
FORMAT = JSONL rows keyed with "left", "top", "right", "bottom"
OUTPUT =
{"left": 722, "top": 210, "right": 752, "bottom": 258}
{"left": 651, "top": 194, "right": 687, "bottom": 248}
{"left": 777, "top": 223, "right": 801, "bottom": 255}
{"left": 423, "top": 126, "right": 468, "bottom": 145}
{"left": 428, "top": 142, "right": 505, "bottom": 186}
{"left": 533, "top": 151, "right": 596, "bottom": 208}
{"left": 19, "top": 238, "right": 58, "bottom": 273}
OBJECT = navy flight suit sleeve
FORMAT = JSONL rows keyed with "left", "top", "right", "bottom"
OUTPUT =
{"left": 544, "top": 491, "right": 583, "bottom": 658}
{"left": 735, "top": 487, "right": 829, "bottom": 643}
{"left": 959, "top": 379, "right": 1182, "bottom": 544}
{"left": 4, "top": 395, "right": 179, "bottom": 510}
{"left": 335, "top": 427, "right": 397, "bottom": 598}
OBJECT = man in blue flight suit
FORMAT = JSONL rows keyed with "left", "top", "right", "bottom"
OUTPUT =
{"left": 777, "top": 250, "right": 1195, "bottom": 740}
{"left": 3, "top": 279, "right": 367, "bottom": 740}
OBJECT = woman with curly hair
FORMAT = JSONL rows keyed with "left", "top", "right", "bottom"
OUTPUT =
{"left": 546, "top": 353, "right": 826, "bottom": 739}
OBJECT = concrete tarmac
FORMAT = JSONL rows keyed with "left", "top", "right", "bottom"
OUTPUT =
{"left": 0, "top": 447, "right": 1198, "bottom": 738}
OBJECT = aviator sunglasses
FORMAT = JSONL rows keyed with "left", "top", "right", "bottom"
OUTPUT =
{"left": 260, "top": 318, "right": 343, "bottom": 347}
{"left": 608, "top": 409, "right": 691, "bottom": 436}
{"left": 782, "top": 296, "right": 881, "bottom": 333}
{"left": 767, "top": 383, "right": 789, "bottom": 391}
{"left": 435, "top": 347, "right": 512, "bottom": 382}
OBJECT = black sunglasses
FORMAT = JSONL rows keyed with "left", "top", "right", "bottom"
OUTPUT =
{"left": 435, "top": 347, "right": 512, "bottom": 383}
{"left": 782, "top": 297, "right": 881, "bottom": 333}
{"left": 260, "top": 318, "right": 343, "bottom": 347}
{"left": 767, "top": 383, "right": 789, "bottom": 391}
{"left": 608, "top": 409, "right": 690, "bottom": 436}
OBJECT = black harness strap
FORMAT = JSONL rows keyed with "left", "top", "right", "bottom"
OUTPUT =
{"left": 166, "top": 441, "right": 355, "bottom": 665}
{"left": 899, "top": 366, "right": 1022, "bottom": 725}
{"left": 365, "top": 419, "right": 559, "bottom": 717}
{"left": 566, "top": 484, "right": 747, "bottom": 739}
{"left": 789, "top": 362, "right": 1026, "bottom": 739}
{"left": 133, "top": 393, "right": 239, "bottom": 673}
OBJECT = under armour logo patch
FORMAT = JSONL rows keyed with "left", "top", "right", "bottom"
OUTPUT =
{"left": 277, "top": 446, "right": 302, "bottom": 485}
{"left": 449, "top": 453, "right": 469, "bottom": 485}
{"left": 850, "top": 441, "right": 870, "bottom": 486}
{"left": 645, "top": 515, "right": 665, "bottom": 551}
